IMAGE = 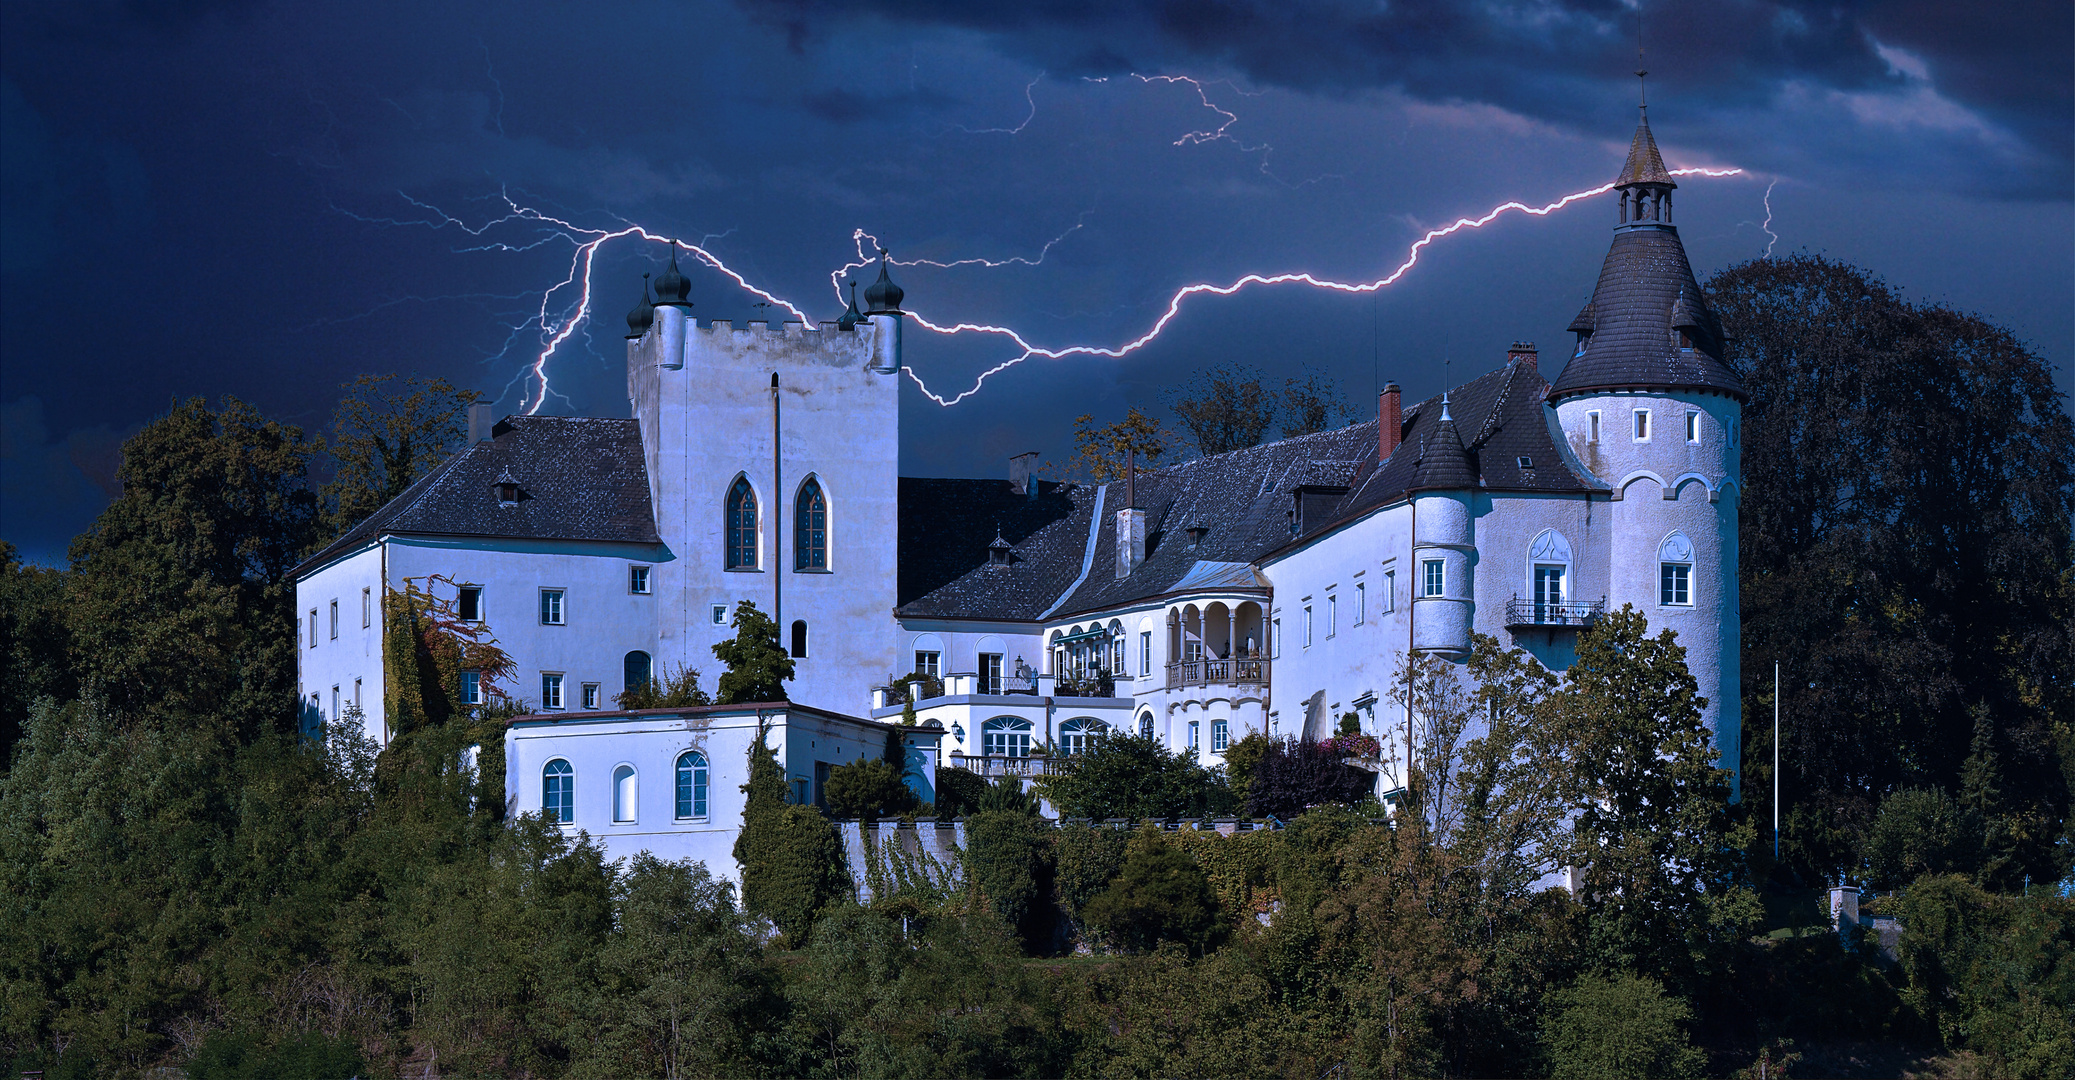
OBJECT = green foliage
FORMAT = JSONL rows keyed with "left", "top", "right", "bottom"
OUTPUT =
{"left": 977, "top": 773, "right": 1042, "bottom": 815}
{"left": 1037, "top": 732, "right": 1236, "bottom": 820}
{"left": 1080, "top": 826, "right": 1222, "bottom": 955}
{"left": 1709, "top": 255, "right": 2075, "bottom": 886}
{"left": 825, "top": 758, "right": 918, "bottom": 822}
{"left": 0, "top": 541, "right": 73, "bottom": 764}
{"left": 1540, "top": 973, "right": 1705, "bottom": 1080}
{"left": 929, "top": 765, "right": 988, "bottom": 817}
{"left": 1068, "top": 406, "right": 1171, "bottom": 480}
{"left": 380, "top": 577, "right": 515, "bottom": 740}
{"left": 1884, "top": 875, "right": 2075, "bottom": 1078}
{"left": 711, "top": 601, "right": 795, "bottom": 704}
{"left": 614, "top": 662, "right": 711, "bottom": 710}
{"left": 1052, "top": 822, "right": 1129, "bottom": 925}
{"left": 963, "top": 808, "right": 1052, "bottom": 945}
{"left": 186, "top": 1030, "right": 366, "bottom": 1080}
{"left": 733, "top": 719, "right": 846, "bottom": 945}
{"left": 320, "top": 373, "right": 477, "bottom": 537}
{"left": 1863, "top": 788, "right": 1984, "bottom": 889}
{"left": 1222, "top": 731, "right": 1271, "bottom": 808}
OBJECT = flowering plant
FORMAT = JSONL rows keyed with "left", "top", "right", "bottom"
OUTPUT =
{"left": 1318, "top": 733, "right": 1381, "bottom": 760}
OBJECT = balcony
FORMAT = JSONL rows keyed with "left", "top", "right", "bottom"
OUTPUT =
{"left": 948, "top": 753, "right": 1069, "bottom": 778}
{"left": 1166, "top": 657, "right": 1270, "bottom": 691}
{"left": 1503, "top": 597, "right": 1606, "bottom": 630}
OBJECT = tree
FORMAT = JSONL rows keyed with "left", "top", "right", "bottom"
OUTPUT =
{"left": 1277, "top": 371, "right": 1350, "bottom": 438}
{"left": 0, "top": 542, "right": 73, "bottom": 764}
{"left": 1861, "top": 788, "right": 1983, "bottom": 890}
{"left": 1246, "top": 738, "right": 1372, "bottom": 820}
{"left": 711, "top": 601, "right": 794, "bottom": 704}
{"left": 1036, "top": 733, "right": 1235, "bottom": 821}
{"left": 320, "top": 373, "right": 479, "bottom": 537}
{"left": 64, "top": 396, "right": 319, "bottom": 739}
{"left": 963, "top": 806, "right": 1052, "bottom": 948}
{"left": 1540, "top": 974, "right": 1705, "bottom": 1080}
{"left": 1079, "top": 826, "right": 1222, "bottom": 955}
{"left": 1222, "top": 732, "right": 1272, "bottom": 809}
{"left": 1708, "top": 255, "right": 2075, "bottom": 886}
{"left": 1068, "top": 407, "right": 1171, "bottom": 481}
{"left": 825, "top": 759, "right": 918, "bottom": 822}
{"left": 929, "top": 766, "right": 989, "bottom": 817}
{"left": 616, "top": 663, "right": 712, "bottom": 710}
{"left": 733, "top": 716, "right": 847, "bottom": 945}
{"left": 1171, "top": 364, "right": 1274, "bottom": 456}
{"left": 1557, "top": 607, "right": 1752, "bottom": 989}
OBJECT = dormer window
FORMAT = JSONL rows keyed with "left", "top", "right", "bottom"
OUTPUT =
{"left": 495, "top": 482, "right": 521, "bottom": 506}
{"left": 987, "top": 531, "right": 1012, "bottom": 566}
{"left": 1679, "top": 331, "right": 1693, "bottom": 350}
{"left": 1516, "top": 456, "right": 1534, "bottom": 470}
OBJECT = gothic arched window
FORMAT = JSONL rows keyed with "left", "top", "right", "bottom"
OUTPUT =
{"left": 725, "top": 477, "right": 758, "bottom": 570}
{"left": 795, "top": 478, "right": 828, "bottom": 571}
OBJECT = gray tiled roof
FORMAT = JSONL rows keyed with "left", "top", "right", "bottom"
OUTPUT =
{"left": 895, "top": 478, "right": 1100, "bottom": 620}
{"left": 1547, "top": 226, "right": 1744, "bottom": 401}
{"left": 295, "top": 416, "right": 660, "bottom": 574}
{"left": 1615, "top": 113, "right": 1674, "bottom": 187}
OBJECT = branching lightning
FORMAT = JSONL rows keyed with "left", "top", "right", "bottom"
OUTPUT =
{"left": 1760, "top": 180, "right": 1779, "bottom": 258}
{"left": 887, "top": 166, "right": 1744, "bottom": 406}
{"left": 948, "top": 73, "right": 1044, "bottom": 135}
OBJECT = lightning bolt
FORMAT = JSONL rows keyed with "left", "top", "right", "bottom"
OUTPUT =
{"left": 830, "top": 218, "right": 1089, "bottom": 301}
{"left": 1760, "top": 180, "right": 1779, "bottom": 258}
{"left": 949, "top": 73, "right": 1044, "bottom": 135}
{"left": 890, "top": 167, "right": 1745, "bottom": 406}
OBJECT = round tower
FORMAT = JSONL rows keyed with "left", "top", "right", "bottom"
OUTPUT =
{"left": 1548, "top": 103, "right": 1745, "bottom": 794}
{"left": 1410, "top": 394, "right": 1477, "bottom": 657}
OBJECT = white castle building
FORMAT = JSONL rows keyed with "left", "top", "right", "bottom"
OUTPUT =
{"left": 294, "top": 109, "right": 1743, "bottom": 870}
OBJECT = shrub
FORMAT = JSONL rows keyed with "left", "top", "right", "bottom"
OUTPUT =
{"left": 187, "top": 1031, "right": 366, "bottom": 1080}
{"left": 1245, "top": 738, "right": 1374, "bottom": 820}
{"left": 1037, "top": 733, "right": 1235, "bottom": 821}
{"left": 964, "top": 808, "right": 1053, "bottom": 948}
{"left": 1053, "top": 822, "right": 1129, "bottom": 924}
{"left": 734, "top": 721, "right": 847, "bottom": 945}
{"left": 825, "top": 758, "right": 918, "bottom": 822}
{"left": 1080, "top": 827, "right": 1222, "bottom": 955}
{"left": 1540, "top": 973, "right": 1704, "bottom": 1080}
{"left": 1862, "top": 788, "right": 1983, "bottom": 889}
{"left": 930, "top": 766, "right": 989, "bottom": 817}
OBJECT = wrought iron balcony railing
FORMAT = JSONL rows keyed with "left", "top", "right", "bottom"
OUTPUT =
{"left": 1503, "top": 597, "right": 1606, "bottom": 629}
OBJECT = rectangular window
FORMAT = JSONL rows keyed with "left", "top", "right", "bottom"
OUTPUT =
{"left": 459, "top": 670, "right": 482, "bottom": 705}
{"left": 309, "top": 609, "right": 318, "bottom": 647}
{"left": 329, "top": 600, "right": 338, "bottom": 639}
{"left": 1633, "top": 408, "right": 1651, "bottom": 441}
{"left": 629, "top": 565, "right": 651, "bottom": 594}
{"left": 1272, "top": 618, "right": 1282, "bottom": 658}
{"left": 1140, "top": 631, "right": 1151, "bottom": 674}
{"left": 1660, "top": 563, "right": 1692, "bottom": 606}
{"left": 1188, "top": 720, "right": 1200, "bottom": 751}
{"left": 915, "top": 650, "right": 941, "bottom": 677}
{"left": 1303, "top": 605, "right": 1313, "bottom": 648}
{"left": 539, "top": 588, "right": 565, "bottom": 625}
{"left": 361, "top": 587, "right": 371, "bottom": 628}
{"left": 1686, "top": 410, "right": 1701, "bottom": 443}
{"left": 1211, "top": 718, "right": 1229, "bottom": 753}
{"left": 1587, "top": 410, "right": 1601, "bottom": 443}
{"left": 980, "top": 653, "right": 1003, "bottom": 695}
{"left": 457, "top": 587, "right": 482, "bottom": 622}
{"left": 1423, "top": 559, "right": 1445, "bottom": 597}
{"left": 1383, "top": 569, "right": 1396, "bottom": 612}
{"left": 1355, "top": 582, "right": 1366, "bottom": 624}
{"left": 1326, "top": 595, "right": 1337, "bottom": 639}
{"left": 581, "top": 682, "right": 601, "bottom": 710}
{"left": 542, "top": 673, "right": 564, "bottom": 710}
{"left": 331, "top": 685, "right": 339, "bottom": 719}
{"left": 352, "top": 678, "right": 362, "bottom": 708}
{"left": 712, "top": 604, "right": 727, "bottom": 625}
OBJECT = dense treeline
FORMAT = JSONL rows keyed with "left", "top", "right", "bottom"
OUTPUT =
{"left": 2, "top": 260, "right": 2072, "bottom": 1077}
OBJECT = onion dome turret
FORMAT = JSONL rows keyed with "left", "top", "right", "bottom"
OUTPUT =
{"left": 624, "top": 273, "right": 655, "bottom": 339}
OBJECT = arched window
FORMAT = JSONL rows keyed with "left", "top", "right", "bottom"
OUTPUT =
{"left": 675, "top": 750, "right": 709, "bottom": 818}
{"left": 543, "top": 759, "right": 574, "bottom": 824}
{"left": 791, "top": 619, "right": 808, "bottom": 659}
{"left": 981, "top": 716, "right": 1033, "bottom": 758}
{"left": 1527, "top": 529, "right": 1573, "bottom": 623}
{"left": 612, "top": 764, "right": 637, "bottom": 823}
{"left": 795, "top": 478, "right": 828, "bottom": 571}
{"left": 725, "top": 477, "right": 758, "bottom": 570}
{"left": 1658, "top": 532, "right": 1694, "bottom": 607}
{"left": 623, "top": 650, "right": 652, "bottom": 696}
{"left": 1138, "top": 711, "right": 1155, "bottom": 740}
{"left": 1060, "top": 717, "right": 1106, "bottom": 756}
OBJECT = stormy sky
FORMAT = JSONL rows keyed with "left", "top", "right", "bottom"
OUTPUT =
{"left": 3, "top": 0, "right": 2069, "bottom": 564}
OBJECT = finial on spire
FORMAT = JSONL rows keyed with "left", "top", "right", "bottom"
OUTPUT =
{"left": 1636, "top": 11, "right": 1648, "bottom": 112}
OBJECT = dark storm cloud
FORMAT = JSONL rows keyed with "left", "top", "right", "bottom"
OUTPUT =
{"left": 742, "top": 0, "right": 2074, "bottom": 199}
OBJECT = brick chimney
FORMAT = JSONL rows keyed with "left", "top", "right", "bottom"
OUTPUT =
{"left": 1378, "top": 383, "right": 1402, "bottom": 461}
{"left": 1507, "top": 340, "right": 1538, "bottom": 367}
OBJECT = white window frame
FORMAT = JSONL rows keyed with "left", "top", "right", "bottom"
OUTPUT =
{"left": 1211, "top": 718, "right": 1229, "bottom": 753}
{"left": 612, "top": 763, "right": 638, "bottom": 824}
{"left": 1140, "top": 631, "right": 1151, "bottom": 674}
{"left": 542, "top": 672, "right": 565, "bottom": 710}
{"left": 1302, "top": 605, "right": 1313, "bottom": 648}
{"left": 712, "top": 604, "right": 727, "bottom": 625}
{"left": 1422, "top": 559, "right": 1445, "bottom": 598}
{"left": 309, "top": 609, "right": 318, "bottom": 648}
{"left": 1326, "top": 594, "right": 1337, "bottom": 639}
{"left": 1633, "top": 408, "right": 1652, "bottom": 442}
{"left": 329, "top": 600, "right": 338, "bottom": 640}
{"left": 1272, "top": 617, "right": 1282, "bottom": 658}
{"left": 629, "top": 565, "right": 652, "bottom": 594}
{"left": 1187, "top": 720, "right": 1200, "bottom": 751}
{"left": 1686, "top": 410, "right": 1701, "bottom": 444}
{"left": 353, "top": 678, "right": 362, "bottom": 708}
{"left": 361, "top": 587, "right": 371, "bottom": 628}
{"left": 1382, "top": 567, "right": 1396, "bottom": 613}
{"left": 1587, "top": 410, "right": 1601, "bottom": 444}
{"left": 1660, "top": 562, "right": 1693, "bottom": 607}
{"left": 915, "top": 650, "right": 941, "bottom": 677}
{"left": 1355, "top": 581, "right": 1366, "bottom": 625}
{"left": 458, "top": 586, "right": 483, "bottom": 623}
{"left": 539, "top": 588, "right": 566, "bottom": 626}
{"left": 460, "top": 670, "right": 482, "bottom": 705}
{"left": 581, "top": 682, "right": 601, "bottom": 710}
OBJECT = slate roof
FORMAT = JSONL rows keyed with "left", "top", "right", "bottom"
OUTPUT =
{"left": 295, "top": 416, "right": 660, "bottom": 575}
{"left": 894, "top": 478, "right": 1098, "bottom": 620}
{"left": 1548, "top": 115, "right": 1743, "bottom": 402}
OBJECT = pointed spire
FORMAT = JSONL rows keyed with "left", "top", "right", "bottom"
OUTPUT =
{"left": 836, "top": 280, "right": 862, "bottom": 331}
{"left": 654, "top": 243, "right": 693, "bottom": 309}
{"left": 862, "top": 248, "right": 904, "bottom": 315}
{"left": 1414, "top": 398, "right": 1476, "bottom": 491}
{"left": 1616, "top": 112, "right": 1675, "bottom": 188}
{"left": 624, "top": 273, "right": 655, "bottom": 339}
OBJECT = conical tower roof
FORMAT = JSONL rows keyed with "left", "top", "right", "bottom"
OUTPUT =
{"left": 1412, "top": 397, "right": 1477, "bottom": 490}
{"left": 1615, "top": 111, "right": 1675, "bottom": 188}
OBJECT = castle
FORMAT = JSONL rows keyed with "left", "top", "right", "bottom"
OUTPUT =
{"left": 293, "top": 108, "right": 1742, "bottom": 873}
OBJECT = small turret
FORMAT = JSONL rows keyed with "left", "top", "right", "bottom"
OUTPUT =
{"left": 862, "top": 250, "right": 904, "bottom": 315}
{"left": 624, "top": 273, "right": 655, "bottom": 340}
{"left": 861, "top": 249, "right": 904, "bottom": 373}
{"left": 654, "top": 244, "right": 693, "bottom": 310}
{"left": 836, "top": 280, "right": 862, "bottom": 331}
{"left": 1412, "top": 394, "right": 1477, "bottom": 491}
